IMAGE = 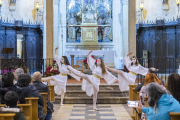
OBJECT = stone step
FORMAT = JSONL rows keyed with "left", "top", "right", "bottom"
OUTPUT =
{"left": 62, "top": 90, "right": 128, "bottom": 97}
{"left": 54, "top": 96, "right": 129, "bottom": 104}
{"left": 66, "top": 84, "right": 120, "bottom": 90}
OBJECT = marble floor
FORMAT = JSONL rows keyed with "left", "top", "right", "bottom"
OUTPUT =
{"left": 51, "top": 104, "right": 133, "bottom": 120}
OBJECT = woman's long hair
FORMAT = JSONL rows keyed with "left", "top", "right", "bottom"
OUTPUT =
{"left": 144, "top": 73, "right": 163, "bottom": 86}
{"left": 131, "top": 56, "right": 139, "bottom": 66}
{"left": 62, "top": 56, "right": 70, "bottom": 65}
{"left": 146, "top": 82, "right": 168, "bottom": 112}
{"left": 98, "top": 58, "right": 106, "bottom": 74}
{"left": 167, "top": 73, "right": 180, "bottom": 103}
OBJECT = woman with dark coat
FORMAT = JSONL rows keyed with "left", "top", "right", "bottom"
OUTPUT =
{"left": 0, "top": 72, "right": 25, "bottom": 104}
{"left": 17, "top": 73, "right": 45, "bottom": 120}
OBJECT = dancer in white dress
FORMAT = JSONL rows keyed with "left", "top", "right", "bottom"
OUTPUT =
{"left": 106, "top": 52, "right": 157, "bottom": 91}
{"left": 68, "top": 50, "right": 118, "bottom": 111}
{"left": 42, "top": 47, "right": 81, "bottom": 105}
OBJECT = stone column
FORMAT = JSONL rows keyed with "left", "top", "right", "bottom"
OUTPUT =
{"left": 122, "top": 0, "right": 129, "bottom": 57}
{"left": 46, "top": 0, "right": 53, "bottom": 59}
{"left": 43, "top": 0, "right": 46, "bottom": 59}
{"left": 128, "top": 0, "right": 136, "bottom": 56}
{"left": 113, "top": 0, "right": 123, "bottom": 69}
{"left": 53, "top": 0, "right": 59, "bottom": 57}
{"left": 59, "top": 0, "right": 66, "bottom": 56}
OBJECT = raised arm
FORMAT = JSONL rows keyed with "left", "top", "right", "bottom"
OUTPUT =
{"left": 124, "top": 52, "right": 133, "bottom": 69}
{"left": 54, "top": 47, "right": 61, "bottom": 67}
{"left": 87, "top": 50, "right": 96, "bottom": 71}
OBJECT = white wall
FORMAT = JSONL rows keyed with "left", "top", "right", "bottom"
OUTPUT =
{"left": 136, "top": 0, "right": 178, "bottom": 22}
{"left": 1, "top": 0, "right": 44, "bottom": 22}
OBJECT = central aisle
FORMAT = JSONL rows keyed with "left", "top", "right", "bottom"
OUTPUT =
{"left": 52, "top": 104, "right": 132, "bottom": 120}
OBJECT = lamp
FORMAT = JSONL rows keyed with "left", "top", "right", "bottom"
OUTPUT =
{"left": 176, "top": 0, "right": 180, "bottom": 16}
{"left": 176, "top": 0, "right": 180, "bottom": 5}
{"left": 35, "top": 2, "right": 40, "bottom": 11}
{"left": 0, "top": 0, "right": 3, "bottom": 16}
{"left": 140, "top": 2, "right": 144, "bottom": 10}
{"left": 0, "top": 0, "right": 3, "bottom": 7}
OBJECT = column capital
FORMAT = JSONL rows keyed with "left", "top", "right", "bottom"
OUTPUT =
{"left": 53, "top": 0, "right": 59, "bottom": 5}
{"left": 122, "top": 0, "right": 128, "bottom": 5}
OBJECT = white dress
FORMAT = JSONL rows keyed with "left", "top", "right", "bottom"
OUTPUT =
{"left": 118, "top": 56, "right": 149, "bottom": 91}
{"left": 50, "top": 55, "right": 81, "bottom": 95}
{"left": 82, "top": 55, "right": 117, "bottom": 96}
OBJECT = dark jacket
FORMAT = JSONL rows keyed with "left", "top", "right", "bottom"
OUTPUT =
{"left": 20, "top": 84, "right": 45, "bottom": 119}
{"left": 0, "top": 85, "right": 25, "bottom": 104}
{"left": 0, "top": 106, "right": 26, "bottom": 120}
{"left": 32, "top": 81, "right": 54, "bottom": 113}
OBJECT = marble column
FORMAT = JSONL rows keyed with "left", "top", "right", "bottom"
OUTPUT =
{"left": 53, "top": 0, "right": 59, "bottom": 57}
{"left": 58, "top": 0, "right": 67, "bottom": 57}
{"left": 122, "top": 0, "right": 129, "bottom": 57}
{"left": 128, "top": 0, "right": 136, "bottom": 56}
{"left": 43, "top": 0, "right": 46, "bottom": 59}
{"left": 113, "top": 0, "right": 123, "bottom": 69}
{"left": 46, "top": 0, "right": 54, "bottom": 59}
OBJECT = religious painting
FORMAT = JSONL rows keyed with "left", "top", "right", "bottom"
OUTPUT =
{"left": 66, "top": 0, "right": 113, "bottom": 43}
{"left": 163, "top": 0, "right": 168, "bottom": 4}
{"left": 82, "top": 0, "right": 96, "bottom": 23}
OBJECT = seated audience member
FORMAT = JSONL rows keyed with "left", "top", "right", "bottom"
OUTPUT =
{"left": 0, "top": 91, "right": 26, "bottom": 120}
{"left": 0, "top": 72, "right": 25, "bottom": 104}
{"left": 17, "top": 73, "right": 45, "bottom": 120}
{"left": 140, "top": 73, "right": 164, "bottom": 105}
{"left": 14, "top": 68, "right": 24, "bottom": 84}
{"left": 167, "top": 73, "right": 180, "bottom": 103}
{"left": 32, "top": 72, "right": 54, "bottom": 120}
{"left": 137, "top": 82, "right": 180, "bottom": 120}
{"left": 139, "top": 73, "right": 164, "bottom": 119}
{"left": 149, "top": 69, "right": 165, "bottom": 85}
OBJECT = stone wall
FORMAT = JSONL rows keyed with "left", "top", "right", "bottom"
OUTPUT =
{"left": 1, "top": 0, "right": 43, "bottom": 22}
{"left": 136, "top": 0, "right": 178, "bottom": 22}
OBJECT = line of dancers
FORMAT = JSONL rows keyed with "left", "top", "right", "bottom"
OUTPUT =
{"left": 42, "top": 47, "right": 157, "bottom": 111}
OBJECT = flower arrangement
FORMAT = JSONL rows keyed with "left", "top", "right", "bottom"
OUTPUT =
{"left": 83, "top": 55, "right": 97, "bottom": 69}
{"left": 44, "top": 60, "right": 60, "bottom": 77}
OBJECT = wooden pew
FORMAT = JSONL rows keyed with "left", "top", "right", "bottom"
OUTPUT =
{"left": 48, "top": 85, "right": 55, "bottom": 102}
{"left": 0, "top": 113, "right": 16, "bottom": 120}
{"left": 40, "top": 93, "right": 48, "bottom": 115}
{"left": 169, "top": 112, "right": 180, "bottom": 120}
{"left": 0, "top": 104, "right": 32, "bottom": 120}
{"left": 25, "top": 97, "right": 39, "bottom": 120}
{"left": 128, "top": 85, "right": 137, "bottom": 120}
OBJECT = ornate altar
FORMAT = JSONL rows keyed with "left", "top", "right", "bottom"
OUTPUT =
{"left": 66, "top": 0, "right": 113, "bottom": 43}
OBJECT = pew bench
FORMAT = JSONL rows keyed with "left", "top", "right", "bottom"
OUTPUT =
{"left": 40, "top": 93, "right": 48, "bottom": 115}
{"left": 25, "top": 97, "right": 39, "bottom": 120}
{"left": 169, "top": 112, "right": 180, "bottom": 120}
{"left": 0, "top": 113, "right": 16, "bottom": 120}
{"left": 0, "top": 104, "right": 32, "bottom": 120}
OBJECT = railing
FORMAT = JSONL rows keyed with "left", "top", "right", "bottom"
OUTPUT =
{"left": 136, "top": 57, "right": 180, "bottom": 84}
{"left": 0, "top": 58, "right": 180, "bottom": 84}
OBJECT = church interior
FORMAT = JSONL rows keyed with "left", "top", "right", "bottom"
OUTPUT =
{"left": 0, "top": 0, "right": 180, "bottom": 120}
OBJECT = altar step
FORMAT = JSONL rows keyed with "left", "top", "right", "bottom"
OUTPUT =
{"left": 54, "top": 84, "right": 129, "bottom": 104}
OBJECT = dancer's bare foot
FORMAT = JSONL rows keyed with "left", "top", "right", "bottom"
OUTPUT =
{"left": 60, "top": 104, "right": 64, "bottom": 106}
{"left": 93, "top": 108, "right": 99, "bottom": 111}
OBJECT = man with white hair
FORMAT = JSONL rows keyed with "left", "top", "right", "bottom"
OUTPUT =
{"left": 32, "top": 72, "right": 54, "bottom": 120}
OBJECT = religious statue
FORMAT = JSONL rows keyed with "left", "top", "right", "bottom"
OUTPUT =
{"left": 103, "top": 13, "right": 112, "bottom": 42}
{"left": 83, "top": 0, "right": 96, "bottom": 23}
{"left": 68, "top": 12, "right": 77, "bottom": 42}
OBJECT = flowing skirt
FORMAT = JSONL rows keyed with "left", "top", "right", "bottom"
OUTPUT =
{"left": 118, "top": 72, "right": 136, "bottom": 91}
{"left": 50, "top": 75, "right": 67, "bottom": 95}
{"left": 82, "top": 75, "right": 100, "bottom": 97}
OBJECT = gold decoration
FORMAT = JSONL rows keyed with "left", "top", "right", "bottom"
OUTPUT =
{"left": 142, "top": 9, "right": 147, "bottom": 20}
{"left": 32, "top": 8, "right": 37, "bottom": 20}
